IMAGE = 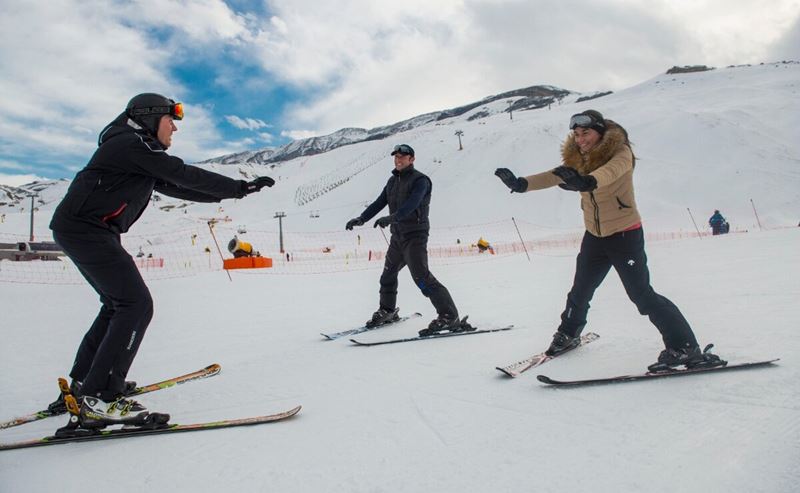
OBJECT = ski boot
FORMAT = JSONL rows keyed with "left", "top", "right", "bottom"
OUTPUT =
{"left": 686, "top": 344, "right": 727, "bottom": 370}
{"left": 418, "top": 315, "right": 475, "bottom": 337}
{"left": 648, "top": 343, "right": 727, "bottom": 373}
{"left": 48, "top": 379, "right": 138, "bottom": 414}
{"left": 365, "top": 307, "right": 400, "bottom": 328}
{"left": 55, "top": 394, "right": 170, "bottom": 437}
{"left": 545, "top": 331, "right": 581, "bottom": 356}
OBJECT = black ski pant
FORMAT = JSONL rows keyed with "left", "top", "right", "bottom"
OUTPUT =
{"left": 379, "top": 231, "right": 458, "bottom": 318}
{"left": 558, "top": 228, "right": 698, "bottom": 350}
{"left": 53, "top": 231, "right": 153, "bottom": 400}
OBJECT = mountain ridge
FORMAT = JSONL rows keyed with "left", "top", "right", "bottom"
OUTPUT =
{"left": 201, "top": 84, "right": 575, "bottom": 166}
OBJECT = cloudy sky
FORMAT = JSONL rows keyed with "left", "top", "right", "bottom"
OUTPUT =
{"left": 1, "top": 0, "right": 798, "bottom": 185}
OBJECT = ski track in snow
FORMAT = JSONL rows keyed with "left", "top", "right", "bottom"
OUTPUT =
{"left": 2, "top": 228, "right": 796, "bottom": 493}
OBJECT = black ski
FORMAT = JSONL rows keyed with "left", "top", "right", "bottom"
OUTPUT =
{"left": 496, "top": 332, "right": 600, "bottom": 378}
{"left": 537, "top": 359, "right": 779, "bottom": 387}
{"left": 321, "top": 312, "right": 422, "bottom": 340}
{"left": 350, "top": 326, "right": 514, "bottom": 346}
{"left": 0, "top": 363, "right": 222, "bottom": 430}
{"left": 0, "top": 405, "right": 301, "bottom": 451}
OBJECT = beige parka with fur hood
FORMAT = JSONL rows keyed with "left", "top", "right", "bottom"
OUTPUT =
{"left": 522, "top": 121, "right": 641, "bottom": 237}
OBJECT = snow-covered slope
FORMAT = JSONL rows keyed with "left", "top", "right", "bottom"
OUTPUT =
{"left": 0, "top": 227, "right": 798, "bottom": 492}
{"left": 4, "top": 62, "right": 797, "bottom": 238}
{"left": 0, "top": 62, "right": 799, "bottom": 492}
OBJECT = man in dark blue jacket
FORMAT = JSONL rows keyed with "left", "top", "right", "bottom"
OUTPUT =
{"left": 709, "top": 210, "right": 726, "bottom": 235}
{"left": 346, "top": 144, "right": 464, "bottom": 336}
{"left": 49, "top": 93, "right": 273, "bottom": 432}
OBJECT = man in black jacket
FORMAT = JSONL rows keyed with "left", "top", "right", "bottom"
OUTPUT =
{"left": 49, "top": 93, "right": 273, "bottom": 431}
{"left": 346, "top": 144, "right": 464, "bottom": 336}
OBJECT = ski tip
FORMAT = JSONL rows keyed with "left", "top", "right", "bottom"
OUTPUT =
{"left": 205, "top": 363, "right": 222, "bottom": 373}
{"left": 320, "top": 333, "right": 334, "bottom": 340}
{"left": 536, "top": 375, "right": 557, "bottom": 384}
{"left": 496, "top": 367, "right": 518, "bottom": 378}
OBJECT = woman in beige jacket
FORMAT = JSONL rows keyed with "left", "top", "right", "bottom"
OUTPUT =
{"left": 495, "top": 110, "right": 723, "bottom": 372}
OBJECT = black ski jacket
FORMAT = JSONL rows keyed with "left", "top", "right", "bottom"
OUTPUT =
{"left": 50, "top": 114, "right": 247, "bottom": 235}
{"left": 360, "top": 165, "right": 432, "bottom": 235}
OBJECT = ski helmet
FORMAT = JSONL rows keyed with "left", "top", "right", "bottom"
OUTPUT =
{"left": 125, "top": 93, "right": 183, "bottom": 135}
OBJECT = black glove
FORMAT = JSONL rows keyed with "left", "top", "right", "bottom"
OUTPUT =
{"left": 242, "top": 176, "right": 275, "bottom": 195}
{"left": 373, "top": 215, "right": 394, "bottom": 228}
{"left": 345, "top": 217, "right": 364, "bottom": 230}
{"left": 494, "top": 168, "right": 528, "bottom": 193}
{"left": 552, "top": 166, "right": 597, "bottom": 192}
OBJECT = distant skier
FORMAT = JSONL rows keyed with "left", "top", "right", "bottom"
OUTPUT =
{"left": 345, "top": 144, "right": 466, "bottom": 336}
{"left": 49, "top": 93, "right": 274, "bottom": 433}
{"left": 495, "top": 110, "right": 724, "bottom": 371}
{"left": 709, "top": 210, "right": 727, "bottom": 235}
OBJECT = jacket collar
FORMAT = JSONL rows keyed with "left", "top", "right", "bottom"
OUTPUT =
{"left": 392, "top": 164, "right": 415, "bottom": 177}
{"left": 97, "top": 112, "right": 163, "bottom": 150}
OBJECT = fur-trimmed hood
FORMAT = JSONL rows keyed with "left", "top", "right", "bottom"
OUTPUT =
{"left": 560, "top": 121, "right": 632, "bottom": 175}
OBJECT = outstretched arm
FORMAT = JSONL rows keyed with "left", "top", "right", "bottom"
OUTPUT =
{"left": 496, "top": 168, "right": 563, "bottom": 192}
{"left": 360, "top": 186, "right": 389, "bottom": 222}
{"left": 153, "top": 182, "right": 227, "bottom": 203}
{"left": 523, "top": 169, "right": 562, "bottom": 191}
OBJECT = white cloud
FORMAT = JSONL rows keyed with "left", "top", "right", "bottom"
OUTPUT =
{"left": 0, "top": 173, "right": 49, "bottom": 187}
{"left": 280, "top": 129, "right": 318, "bottom": 140}
{"left": 168, "top": 104, "right": 259, "bottom": 162}
{"left": 225, "top": 115, "right": 271, "bottom": 130}
{"left": 0, "top": 159, "right": 29, "bottom": 171}
{"left": 769, "top": 16, "right": 800, "bottom": 60}
{"left": 0, "top": 0, "right": 250, "bottom": 172}
{"left": 249, "top": 0, "right": 800, "bottom": 133}
{"left": 1, "top": 0, "right": 797, "bottom": 173}
{"left": 120, "top": 0, "right": 250, "bottom": 42}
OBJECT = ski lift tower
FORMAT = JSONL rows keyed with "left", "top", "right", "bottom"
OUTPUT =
{"left": 274, "top": 211, "right": 286, "bottom": 253}
{"left": 28, "top": 193, "right": 38, "bottom": 241}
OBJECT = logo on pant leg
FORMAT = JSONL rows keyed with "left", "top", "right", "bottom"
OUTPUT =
{"left": 627, "top": 259, "right": 635, "bottom": 266}
{"left": 126, "top": 331, "right": 137, "bottom": 350}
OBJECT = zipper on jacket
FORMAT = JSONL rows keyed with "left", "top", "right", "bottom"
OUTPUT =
{"left": 102, "top": 202, "right": 128, "bottom": 223}
{"left": 589, "top": 192, "right": 601, "bottom": 236}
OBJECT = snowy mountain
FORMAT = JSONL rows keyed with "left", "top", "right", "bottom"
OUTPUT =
{"left": 0, "top": 179, "right": 69, "bottom": 212}
{"left": 201, "top": 85, "right": 571, "bottom": 165}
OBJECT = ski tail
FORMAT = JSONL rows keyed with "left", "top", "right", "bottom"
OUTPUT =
{"left": 496, "top": 332, "right": 600, "bottom": 378}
